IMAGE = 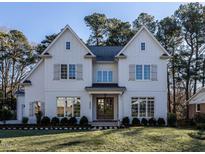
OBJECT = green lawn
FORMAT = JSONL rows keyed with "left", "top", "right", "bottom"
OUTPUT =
{"left": 0, "top": 127, "right": 205, "bottom": 152}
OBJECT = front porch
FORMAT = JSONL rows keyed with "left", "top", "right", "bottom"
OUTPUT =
{"left": 85, "top": 83, "right": 126, "bottom": 126}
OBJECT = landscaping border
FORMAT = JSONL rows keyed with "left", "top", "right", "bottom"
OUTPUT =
{"left": 0, "top": 124, "right": 119, "bottom": 130}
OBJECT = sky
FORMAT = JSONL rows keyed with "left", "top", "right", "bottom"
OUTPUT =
{"left": 0, "top": 2, "right": 191, "bottom": 44}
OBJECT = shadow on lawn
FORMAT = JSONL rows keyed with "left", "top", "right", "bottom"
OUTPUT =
{"left": 46, "top": 132, "right": 106, "bottom": 151}
{"left": 0, "top": 130, "right": 90, "bottom": 139}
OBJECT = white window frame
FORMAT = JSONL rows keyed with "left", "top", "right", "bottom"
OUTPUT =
{"left": 131, "top": 97, "right": 155, "bottom": 118}
{"left": 136, "top": 64, "right": 151, "bottom": 81}
{"left": 144, "top": 65, "right": 151, "bottom": 80}
{"left": 60, "top": 64, "right": 67, "bottom": 79}
{"left": 96, "top": 70, "right": 113, "bottom": 83}
{"left": 136, "top": 65, "right": 143, "bottom": 80}
{"left": 56, "top": 96, "right": 81, "bottom": 118}
{"left": 69, "top": 64, "right": 76, "bottom": 80}
{"left": 141, "top": 42, "right": 145, "bottom": 51}
{"left": 66, "top": 42, "right": 70, "bottom": 50}
{"left": 196, "top": 104, "right": 201, "bottom": 112}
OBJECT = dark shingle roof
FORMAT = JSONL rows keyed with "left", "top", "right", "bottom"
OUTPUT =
{"left": 15, "top": 89, "right": 25, "bottom": 96}
{"left": 85, "top": 83, "right": 126, "bottom": 92}
{"left": 88, "top": 46, "right": 123, "bottom": 61}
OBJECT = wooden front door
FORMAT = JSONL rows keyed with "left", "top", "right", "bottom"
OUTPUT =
{"left": 96, "top": 97, "right": 114, "bottom": 120}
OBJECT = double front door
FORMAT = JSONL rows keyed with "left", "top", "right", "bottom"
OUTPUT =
{"left": 96, "top": 97, "right": 114, "bottom": 120}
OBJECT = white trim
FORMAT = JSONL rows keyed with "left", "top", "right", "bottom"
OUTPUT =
{"left": 196, "top": 104, "right": 201, "bottom": 112}
{"left": 116, "top": 26, "right": 170, "bottom": 58}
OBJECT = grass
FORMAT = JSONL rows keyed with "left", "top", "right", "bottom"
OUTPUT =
{"left": 0, "top": 127, "right": 205, "bottom": 152}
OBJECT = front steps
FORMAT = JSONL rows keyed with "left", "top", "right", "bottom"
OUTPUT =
{"left": 91, "top": 120, "right": 119, "bottom": 127}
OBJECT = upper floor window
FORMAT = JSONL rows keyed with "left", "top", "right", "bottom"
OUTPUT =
{"left": 96, "top": 70, "right": 112, "bottom": 83}
{"left": 69, "top": 64, "right": 76, "bottom": 79}
{"left": 144, "top": 65, "right": 150, "bottom": 80}
{"left": 141, "top": 42, "right": 145, "bottom": 51}
{"left": 136, "top": 65, "right": 151, "bottom": 80}
{"left": 66, "top": 42, "right": 70, "bottom": 50}
{"left": 196, "top": 104, "right": 201, "bottom": 112}
{"left": 136, "top": 65, "right": 142, "bottom": 80}
{"left": 61, "top": 64, "right": 67, "bottom": 79}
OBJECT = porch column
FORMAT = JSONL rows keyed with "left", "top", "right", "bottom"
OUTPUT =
{"left": 118, "top": 94, "right": 123, "bottom": 121}
{"left": 89, "top": 94, "right": 93, "bottom": 122}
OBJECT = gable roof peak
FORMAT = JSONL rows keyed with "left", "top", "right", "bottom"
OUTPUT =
{"left": 41, "top": 24, "right": 95, "bottom": 57}
{"left": 116, "top": 25, "right": 170, "bottom": 58}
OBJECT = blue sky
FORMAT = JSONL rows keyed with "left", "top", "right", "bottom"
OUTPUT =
{"left": 0, "top": 2, "right": 189, "bottom": 44}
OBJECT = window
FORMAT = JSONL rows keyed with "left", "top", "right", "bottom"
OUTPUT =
{"left": 196, "top": 104, "right": 201, "bottom": 112}
{"left": 141, "top": 42, "right": 145, "bottom": 51}
{"left": 29, "top": 101, "right": 44, "bottom": 117}
{"left": 57, "top": 97, "right": 80, "bottom": 117}
{"left": 108, "top": 71, "right": 113, "bottom": 82}
{"left": 69, "top": 64, "right": 76, "bottom": 79}
{"left": 97, "top": 71, "right": 102, "bottom": 82}
{"left": 96, "top": 70, "right": 113, "bottom": 83}
{"left": 73, "top": 98, "right": 81, "bottom": 117}
{"left": 131, "top": 97, "right": 154, "bottom": 118}
{"left": 131, "top": 98, "right": 139, "bottom": 117}
{"left": 103, "top": 71, "right": 107, "bottom": 82}
{"left": 147, "top": 97, "right": 154, "bottom": 117}
{"left": 135, "top": 65, "right": 151, "bottom": 80}
{"left": 61, "top": 64, "right": 67, "bottom": 79}
{"left": 139, "top": 98, "right": 146, "bottom": 117}
{"left": 34, "top": 101, "right": 41, "bottom": 114}
{"left": 144, "top": 65, "right": 150, "bottom": 80}
{"left": 57, "top": 98, "right": 65, "bottom": 117}
{"left": 136, "top": 65, "right": 142, "bottom": 80}
{"left": 66, "top": 42, "right": 70, "bottom": 50}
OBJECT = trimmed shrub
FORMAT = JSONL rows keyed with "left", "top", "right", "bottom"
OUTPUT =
{"left": 22, "top": 117, "right": 29, "bottom": 124}
{"left": 157, "top": 118, "right": 165, "bottom": 126}
{"left": 194, "top": 113, "right": 205, "bottom": 123}
{"left": 0, "top": 108, "right": 13, "bottom": 124}
{"left": 141, "top": 118, "right": 148, "bottom": 126}
{"left": 35, "top": 111, "right": 42, "bottom": 125}
{"left": 167, "top": 112, "right": 177, "bottom": 127}
{"left": 122, "top": 117, "right": 130, "bottom": 127}
{"left": 51, "top": 117, "right": 60, "bottom": 126}
{"left": 148, "top": 118, "right": 157, "bottom": 126}
{"left": 196, "top": 123, "right": 205, "bottom": 130}
{"left": 60, "top": 117, "right": 69, "bottom": 126}
{"left": 41, "top": 116, "right": 50, "bottom": 126}
{"left": 132, "top": 118, "right": 140, "bottom": 126}
{"left": 189, "top": 119, "right": 196, "bottom": 126}
{"left": 68, "top": 117, "right": 77, "bottom": 126}
{"left": 79, "top": 116, "right": 88, "bottom": 126}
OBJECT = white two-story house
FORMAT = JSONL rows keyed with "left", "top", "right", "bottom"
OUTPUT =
{"left": 16, "top": 25, "right": 170, "bottom": 125}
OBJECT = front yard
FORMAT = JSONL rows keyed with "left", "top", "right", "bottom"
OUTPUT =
{"left": 0, "top": 127, "right": 205, "bottom": 152}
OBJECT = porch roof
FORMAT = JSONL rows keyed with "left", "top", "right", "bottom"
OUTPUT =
{"left": 85, "top": 83, "right": 126, "bottom": 94}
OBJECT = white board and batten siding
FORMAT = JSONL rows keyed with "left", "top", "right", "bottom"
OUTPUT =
{"left": 18, "top": 26, "right": 169, "bottom": 124}
{"left": 118, "top": 28, "right": 168, "bottom": 120}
